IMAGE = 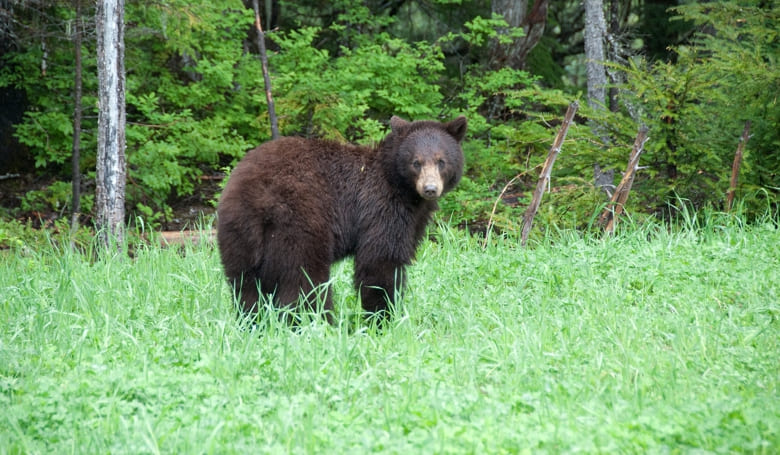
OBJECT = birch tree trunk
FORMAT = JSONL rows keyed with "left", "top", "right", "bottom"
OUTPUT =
{"left": 96, "top": 0, "right": 127, "bottom": 247}
{"left": 607, "top": 0, "right": 620, "bottom": 112}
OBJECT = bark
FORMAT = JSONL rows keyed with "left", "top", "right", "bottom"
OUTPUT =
{"left": 584, "top": 0, "right": 611, "bottom": 195}
{"left": 521, "top": 102, "right": 578, "bottom": 247}
{"left": 726, "top": 121, "right": 751, "bottom": 211}
{"left": 96, "top": 0, "right": 127, "bottom": 246}
{"left": 584, "top": 0, "right": 607, "bottom": 109}
{"left": 252, "top": 0, "right": 279, "bottom": 139}
{"left": 489, "top": 0, "right": 549, "bottom": 70}
{"left": 593, "top": 163, "right": 615, "bottom": 197}
{"left": 607, "top": 0, "right": 620, "bottom": 112}
{"left": 70, "top": 0, "right": 82, "bottom": 240}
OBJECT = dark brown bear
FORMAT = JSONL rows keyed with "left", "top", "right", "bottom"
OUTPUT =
{"left": 217, "top": 115, "right": 467, "bottom": 319}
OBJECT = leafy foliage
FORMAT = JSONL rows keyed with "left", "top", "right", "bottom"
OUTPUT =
{"left": 123, "top": 2, "right": 257, "bottom": 214}
{"left": 599, "top": 0, "right": 780, "bottom": 217}
{"left": 671, "top": 0, "right": 780, "bottom": 213}
{"left": 269, "top": 27, "right": 445, "bottom": 143}
{"left": 0, "top": 5, "right": 97, "bottom": 173}
{"left": 1, "top": 1, "right": 258, "bottom": 223}
{"left": 0, "top": 0, "right": 777, "bottom": 230}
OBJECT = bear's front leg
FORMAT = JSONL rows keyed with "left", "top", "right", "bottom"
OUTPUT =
{"left": 354, "top": 260, "right": 407, "bottom": 315}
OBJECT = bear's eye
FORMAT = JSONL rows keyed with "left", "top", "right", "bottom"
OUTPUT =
{"left": 412, "top": 160, "right": 422, "bottom": 170}
{"left": 437, "top": 159, "right": 445, "bottom": 169}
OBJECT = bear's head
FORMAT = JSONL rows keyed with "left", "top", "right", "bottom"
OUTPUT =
{"left": 388, "top": 116, "right": 467, "bottom": 201}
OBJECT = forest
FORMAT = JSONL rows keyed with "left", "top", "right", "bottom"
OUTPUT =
{"left": 0, "top": 0, "right": 778, "bottom": 238}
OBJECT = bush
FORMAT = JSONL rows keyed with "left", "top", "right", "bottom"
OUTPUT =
{"left": 1, "top": 0, "right": 776, "bottom": 231}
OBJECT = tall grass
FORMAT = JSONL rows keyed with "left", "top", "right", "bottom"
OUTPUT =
{"left": 1, "top": 216, "right": 778, "bottom": 453}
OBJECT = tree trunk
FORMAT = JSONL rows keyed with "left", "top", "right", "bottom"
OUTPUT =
{"left": 70, "top": 0, "right": 82, "bottom": 241}
{"left": 96, "top": 0, "right": 127, "bottom": 247}
{"left": 584, "top": 0, "right": 607, "bottom": 109}
{"left": 489, "top": 0, "right": 549, "bottom": 71}
{"left": 584, "top": 0, "right": 610, "bottom": 194}
{"left": 607, "top": 0, "right": 620, "bottom": 112}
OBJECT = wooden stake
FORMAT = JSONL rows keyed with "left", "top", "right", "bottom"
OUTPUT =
{"left": 600, "top": 125, "right": 649, "bottom": 235}
{"left": 520, "top": 102, "right": 578, "bottom": 246}
{"left": 726, "top": 120, "right": 751, "bottom": 212}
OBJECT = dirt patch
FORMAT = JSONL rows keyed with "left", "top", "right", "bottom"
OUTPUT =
{"left": 161, "top": 175, "right": 223, "bottom": 231}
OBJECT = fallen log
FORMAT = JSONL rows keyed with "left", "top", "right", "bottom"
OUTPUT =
{"left": 157, "top": 229, "right": 216, "bottom": 247}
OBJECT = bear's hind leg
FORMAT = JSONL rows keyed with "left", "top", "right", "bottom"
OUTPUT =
{"left": 272, "top": 267, "right": 333, "bottom": 314}
{"left": 229, "top": 272, "right": 262, "bottom": 317}
{"left": 354, "top": 260, "right": 406, "bottom": 316}
{"left": 260, "top": 235, "right": 334, "bottom": 321}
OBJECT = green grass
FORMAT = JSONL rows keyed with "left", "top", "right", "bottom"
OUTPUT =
{"left": 1, "top": 218, "right": 778, "bottom": 453}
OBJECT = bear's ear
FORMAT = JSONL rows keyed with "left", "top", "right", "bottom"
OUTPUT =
{"left": 446, "top": 116, "right": 468, "bottom": 143}
{"left": 390, "top": 116, "right": 410, "bottom": 132}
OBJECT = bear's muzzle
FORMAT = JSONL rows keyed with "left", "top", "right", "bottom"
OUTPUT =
{"left": 417, "top": 163, "right": 443, "bottom": 200}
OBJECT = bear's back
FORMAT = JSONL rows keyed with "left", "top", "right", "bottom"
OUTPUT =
{"left": 219, "top": 137, "right": 377, "bottom": 228}
{"left": 238, "top": 137, "right": 371, "bottom": 184}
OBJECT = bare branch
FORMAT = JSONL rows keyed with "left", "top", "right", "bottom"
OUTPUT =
{"left": 600, "top": 125, "right": 649, "bottom": 234}
{"left": 726, "top": 121, "right": 751, "bottom": 212}
{"left": 520, "top": 102, "right": 578, "bottom": 246}
{"left": 252, "top": 0, "right": 279, "bottom": 140}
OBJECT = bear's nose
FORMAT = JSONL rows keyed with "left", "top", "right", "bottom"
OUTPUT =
{"left": 423, "top": 184, "right": 439, "bottom": 198}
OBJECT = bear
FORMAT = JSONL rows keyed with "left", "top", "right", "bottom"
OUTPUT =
{"left": 216, "top": 115, "right": 467, "bottom": 320}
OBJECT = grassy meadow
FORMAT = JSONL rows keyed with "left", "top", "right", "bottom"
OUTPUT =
{"left": 1, "top": 216, "right": 778, "bottom": 453}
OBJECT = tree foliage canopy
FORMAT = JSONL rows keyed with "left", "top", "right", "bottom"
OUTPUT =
{"left": 0, "top": 0, "right": 777, "bottom": 231}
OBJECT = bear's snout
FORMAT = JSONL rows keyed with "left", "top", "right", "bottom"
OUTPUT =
{"left": 423, "top": 183, "right": 439, "bottom": 198}
{"left": 416, "top": 162, "right": 444, "bottom": 200}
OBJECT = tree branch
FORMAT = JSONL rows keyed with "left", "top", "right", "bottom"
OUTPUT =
{"left": 600, "top": 125, "right": 649, "bottom": 234}
{"left": 520, "top": 101, "right": 578, "bottom": 246}
{"left": 252, "top": 0, "right": 279, "bottom": 140}
{"left": 726, "top": 120, "right": 751, "bottom": 211}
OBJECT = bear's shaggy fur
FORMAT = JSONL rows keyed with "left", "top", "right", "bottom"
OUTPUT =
{"left": 217, "top": 116, "right": 467, "bottom": 318}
